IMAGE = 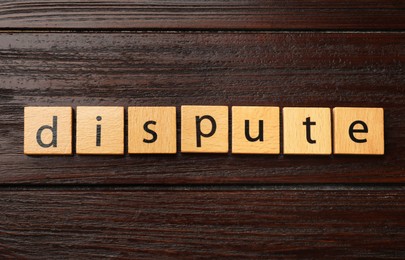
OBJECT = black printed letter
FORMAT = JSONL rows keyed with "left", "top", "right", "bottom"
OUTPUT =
{"left": 303, "top": 117, "right": 316, "bottom": 144}
{"left": 143, "top": 120, "right": 158, "bottom": 143}
{"left": 96, "top": 116, "right": 102, "bottom": 146}
{"left": 36, "top": 116, "right": 58, "bottom": 148}
{"left": 196, "top": 115, "right": 216, "bottom": 147}
{"left": 245, "top": 120, "right": 264, "bottom": 142}
{"left": 349, "top": 120, "right": 368, "bottom": 143}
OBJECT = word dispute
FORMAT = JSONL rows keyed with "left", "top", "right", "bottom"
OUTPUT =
{"left": 24, "top": 106, "right": 384, "bottom": 155}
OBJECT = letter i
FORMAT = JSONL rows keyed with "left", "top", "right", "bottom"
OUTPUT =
{"left": 96, "top": 116, "right": 102, "bottom": 146}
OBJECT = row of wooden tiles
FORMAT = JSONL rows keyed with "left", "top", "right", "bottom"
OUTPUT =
{"left": 25, "top": 106, "right": 384, "bottom": 155}
{"left": 1, "top": 190, "right": 404, "bottom": 258}
{"left": 1, "top": 32, "right": 401, "bottom": 183}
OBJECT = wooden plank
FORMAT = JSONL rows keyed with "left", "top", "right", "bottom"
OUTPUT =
{"left": 0, "top": 1, "right": 404, "bottom": 30}
{"left": 0, "top": 32, "right": 404, "bottom": 184}
{"left": 0, "top": 190, "right": 403, "bottom": 258}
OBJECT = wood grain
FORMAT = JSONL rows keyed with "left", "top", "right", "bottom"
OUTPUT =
{"left": 232, "top": 106, "right": 280, "bottom": 154}
{"left": 333, "top": 107, "right": 385, "bottom": 155}
{"left": 24, "top": 106, "right": 72, "bottom": 155}
{"left": 0, "top": 32, "right": 404, "bottom": 184}
{"left": 1, "top": 0, "right": 403, "bottom": 258}
{"left": 0, "top": 1, "right": 404, "bottom": 30}
{"left": 0, "top": 190, "right": 403, "bottom": 258}
{"left": 128, "top": 106, "right": 177, "bottom": 154}
{"left": 283, "top": 107, "right": 332, "bottom": 155}
{"left": 181, "top": 105, "right": 229, "bottom": 153}
{"left": 76, "top": 106, "right": 124, "bottom": 155}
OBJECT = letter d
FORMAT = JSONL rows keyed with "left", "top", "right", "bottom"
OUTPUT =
{"left": 36, "top": 116, "right": 58, "bottom": 148}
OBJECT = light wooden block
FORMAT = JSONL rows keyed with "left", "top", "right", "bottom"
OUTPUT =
{"left": 24, "top": 107, "right": 72, "bottom": 155}
{"left": 283, "top": 107, "right": 332, "bottom": 155}
{"left": 128, "top": 107, "right": 177, "bottom": 154}
{"left": 333, "top": 107, "right": 384, "bottom": 155}
{"left": 232, "top": 106, "right": 280, "bottom": 154}
{"left": 76, "top": 106, "right": 124, "bottom": 155}
{"left": 181, "top": 105, "right": 228, "bottom": 153}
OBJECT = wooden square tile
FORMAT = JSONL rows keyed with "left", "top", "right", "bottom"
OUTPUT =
{"left": 128, "top": 107, "right": 177, "bottom": 154}
{"left": 24, "top": 107, "right": 72, "bottom": 155}
{"left": 283, "top": 107, "right": 332, "bottom": 155}
{"left": 181, "top": 106, "right": 228, "bottom": 153}
{"left": 333, "top": 107, "right": 384, "bottom": 155}
{"left": 232, "top": 106, "right": 280, "bottom": 154}
{"left": 76, "top": 106, "right": 124, "bottom": 155}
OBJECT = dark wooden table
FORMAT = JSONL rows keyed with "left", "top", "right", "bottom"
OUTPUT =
{"left": 0, "top": 1, "right": 404, "bottom": 258}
